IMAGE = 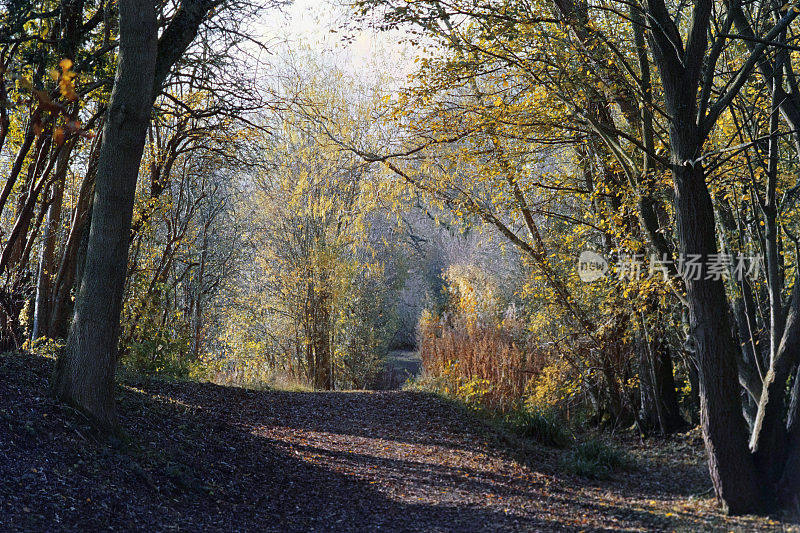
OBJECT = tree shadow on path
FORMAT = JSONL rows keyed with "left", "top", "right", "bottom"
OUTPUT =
{"left": 0, "top": 353, "right": 770, "bottom": 532}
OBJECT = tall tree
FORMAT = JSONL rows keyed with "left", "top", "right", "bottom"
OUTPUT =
{"left": 643, "top": 0, "right": 800, "bottom": 513}
{"left": 52, "top": 0, "right": 218, "bottom": 430}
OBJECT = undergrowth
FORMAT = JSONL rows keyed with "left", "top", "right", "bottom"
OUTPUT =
{"left": 560, "top": 438, "right": 631, "bottom": 479}
{"left": 410, "top": 374, "right": 632, "bottom": 479}
{"left": 504, "top": 408, "right": 573, "bottom": 448}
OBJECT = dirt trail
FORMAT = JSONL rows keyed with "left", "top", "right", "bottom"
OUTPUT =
{"left": 0, "top": 353, "right": 791, "bottom": 531}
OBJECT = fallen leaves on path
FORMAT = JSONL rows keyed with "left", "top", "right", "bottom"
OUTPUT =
{"left": 0, "top": 353, "right": 795, "bottom": 531}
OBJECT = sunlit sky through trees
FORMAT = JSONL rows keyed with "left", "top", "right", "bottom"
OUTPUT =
{"left": 258, "top": 0, "right": 418, "bottom": 82}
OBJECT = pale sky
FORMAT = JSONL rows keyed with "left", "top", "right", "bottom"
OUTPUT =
{"left": 257, "top": 0, "right": 418, "bottom": 81}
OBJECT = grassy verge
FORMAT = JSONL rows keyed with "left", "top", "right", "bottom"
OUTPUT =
{"left": 407, "top": 375, "right": 632, "bottom": 479}
{"left": 560, "top": 437, "right": 631, "bottom": 479}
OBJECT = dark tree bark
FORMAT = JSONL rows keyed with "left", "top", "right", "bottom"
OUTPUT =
{"left": 644, "top": 0, "right": 770, "bottom": 512}
{"left": 32, "top": 140, "right": 76, "bottom": 340}
{"left": 49, "top": 130, "right": 101, "bottom": 338}
{"left": 52, "top": 0, "right": 158, "bottom": 430}
{"left": 674, "top": 156, "right": 762, "bottom": 513}
{"left": 51, "top": 0, "right": 219, "bottom": 429}
{"left": 638, "top": 329, "right": 686, "bottom": 435}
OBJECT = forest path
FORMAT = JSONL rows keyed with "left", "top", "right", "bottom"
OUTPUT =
{"left": 1, "top": 352, "right": 786, "bottom": 531}
{"left": 384, "top": 349, "right": 422, "bottom": 387}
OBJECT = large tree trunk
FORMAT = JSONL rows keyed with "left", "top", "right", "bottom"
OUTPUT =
{"left": 644, "top": 0, "right": 766, "bottom": 510}
{"left": 52, "top": 0, "right": 158, "bottom": 430}
{"left": 672, "top": 141, "right": 762, "bottom": 513}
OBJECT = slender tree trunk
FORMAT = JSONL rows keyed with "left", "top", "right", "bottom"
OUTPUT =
{"left": 0, "top": 127, "right": 35, "bottom": 216}
{"left": 31, "top": 0, "right": 85, "bottom": 339}
{"left": 0, "top": 57, "right": 10, "bottom": 157}
{"left": 312, "top": 288, "right": 333, "bottom": 390}
{"left": 639, "top": 333, "right": 686, "bottom": 434}
{"left": 32, "top": 185, "right": 62, "bottom": 340}
{"left": 32, "top": 142, "right": 73, "bottom": 340}
{"left": 0, "top": 132, "right": 55, "bottom": 275}
{"left": 52, "top": 0, "right": 158, "bottom": 430}
{"left": 190, "top": 228, "right": 207, "bottom": 359}
{"left": 49, "top": 133, "right": 100, "bottom": 338}
{"left": 749, "top": 282, "right": 800, "bottom": 504}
